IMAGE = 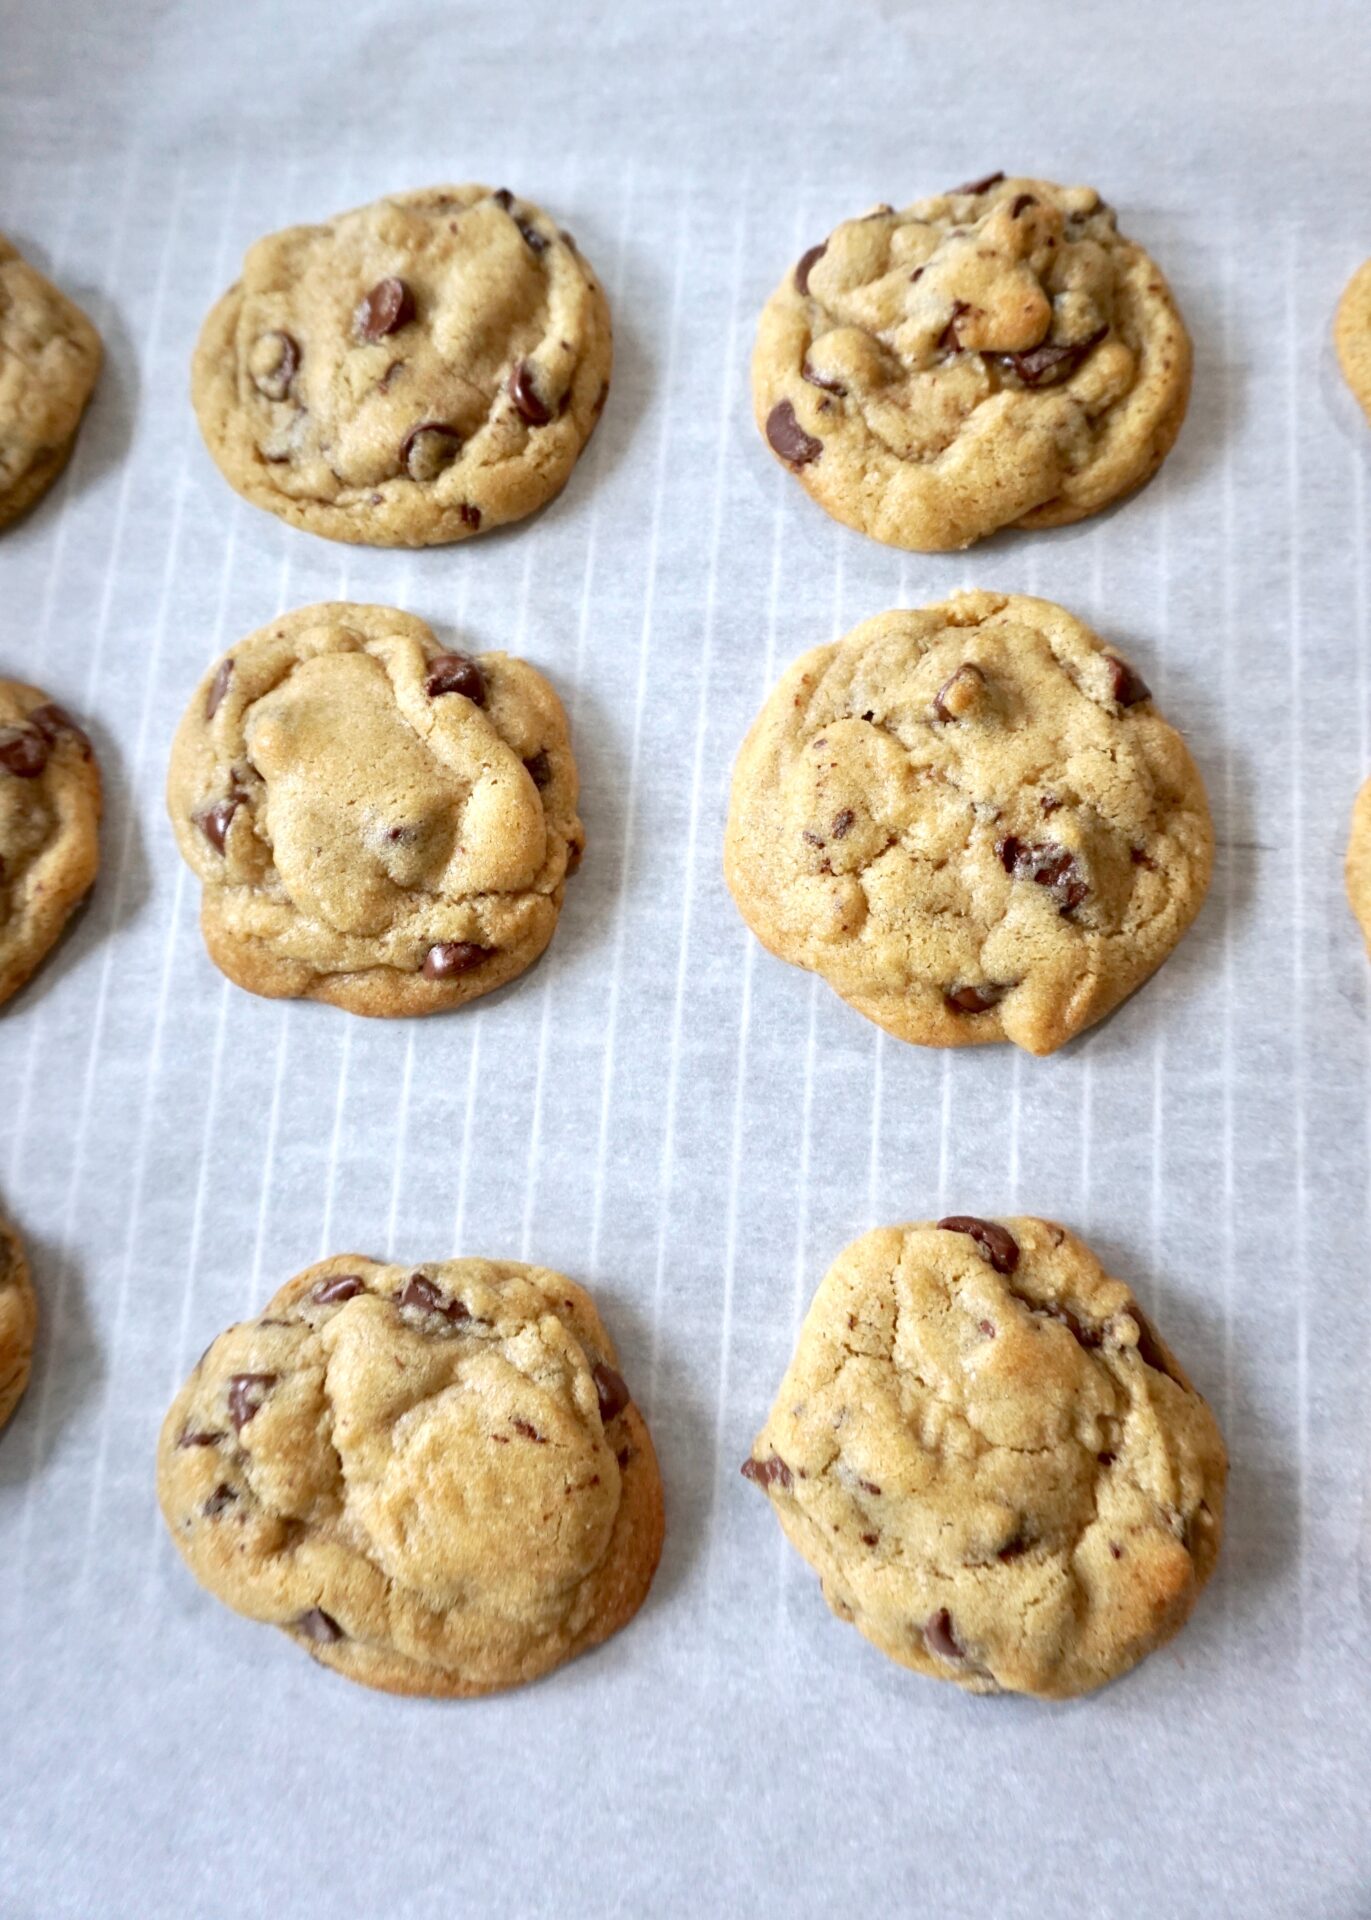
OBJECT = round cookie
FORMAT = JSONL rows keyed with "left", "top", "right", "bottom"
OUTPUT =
{"left": 166, "top": 603, "right": 584, "bottom": 1016}
{"left": 0, "top": 681, "right": 101, "bottom": 1008}
{"left": 742, "top": 1217, "right": 1226, "bottom": 1699}
{"left": 1334, "top": 260, "right": 1371, "bottom": 428}
{"left": 1345, "top": 776, "right": 1371, "bottom": 944}
{"left": 192, "top": 185, "right": 611, "bottom": 546}
{"left": 753, "top": 174, "right": 1191, "bottom": 551}
{"left": 0, "top": 235, "right": 102, "bottom": 531}
{"left": 158, "top": 1254, "right": 665, "bottom": 1696}
{"left": 724, "top": 591, "right": 1212, "bottom": 1057}
{"left": 0, "top": 1213, "right": 36, "bottom": 1433}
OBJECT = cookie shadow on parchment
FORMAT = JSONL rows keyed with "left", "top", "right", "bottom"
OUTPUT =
{"left": 0, "top": 1223, "right": 104, "bottom": 1486}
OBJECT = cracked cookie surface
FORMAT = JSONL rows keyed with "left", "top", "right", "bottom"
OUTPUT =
{"left": 0, "top": 1214, "right": 35, "bottom": 1433}
{"left": 167, "top": 602, "right": 583, "bottom": 1016}
{"left": 1335, "top": 260, "right": 1371, "bottom": 428}
{"left": 0, "top": 679, "right": 101, "bottom": 1008}
{"left": 752, "top": 175, "right": 1190, "bottom": 551}
{"left": 724, "top": 591, "right": 1212, "bottom": 1056}
{"left": 743, "top": 1218, "right": 1225, "bottom": 1699}
{"left": 0, "top": 234, "right": 102, "bottom": 531}
{"left": 192, "top": 185, "right": 611, "bottom": 546}
{"left": 157, "top": 1253, "right": 664, "bottom": 1696}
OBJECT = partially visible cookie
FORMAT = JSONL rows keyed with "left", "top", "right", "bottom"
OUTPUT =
{"left": 192, "top": 185, "right": 611, "bottom": 546}
{"left": 0, "top": 235, "right": 102, "bottom": 531}
{"left": 166, "top": 602, "right": 583, "bottom": 1016}
{"left": 0, "top": 681, "right": 101, "bottom": 1007}
{"left": 742, "top": 1217, "right": 1226, "bottom": 1699}
{"left": 752, "top": 175, "right": 1191, "bottom": 551}
{"left": 0, "top": 1214, "right": 35, "bottom": 1432}
{"left": 1335, "top": 261, "right": 1371, "bottom": 427}
{"left": 158, "top": 1254, "right": 664, "bottom": 1696}
{"left": 1345, "top": 776, "right": 1371, "bottom": 944}
{"left": 724, "top": 591, "right": 1212, "bottom": 1056}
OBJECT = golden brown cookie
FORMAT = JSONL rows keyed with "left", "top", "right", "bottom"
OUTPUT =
{"left": 1335, "top": 260, "right": 1371, "bottom": 427}
{"left": 166, "top": 603, "right": 583, "bottom": 1016}
{"left": 0, "top": 1213, "right": 35, "bottom": 1433}
{"left": 752, "top": 174, "right": 1191, "bottom": 551}
{"left": 0, "top": 234, "right": 102, "bottom": 530}
{"left": 724, "top": 591, "right": 1212, "bottom": 1056}
{"left": 192, "top": 186, "right": 611, "bottom": 546}
{"left": 157, "top": 1254, "right": 664, "bottom": 1696}
{"left": 0, "top": 681, "right": 101, "bottom": 1008}
{"left": 1345, "top": 776, "right": 1371, "bottom": 944}
{"left": 742, "top": 1217, "right": 1226, "bottom": 1699}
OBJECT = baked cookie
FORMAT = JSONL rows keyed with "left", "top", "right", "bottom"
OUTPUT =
{"left": 0, "top": 235, "right": 102, "bottom": 530}
{"left": 192, "top": 185, "right": 611, "bottom": 546}
{"left": 1345, "top": 777, "right": 1371, "bottom": 945}
{"left": 753, "top": 174, "right": 1190, "bottom": 551}
{"left": 0, "top": 681, "right": 101, "bottom": 1007}
{"left": 743, "top": 1217, "right": 1225, "bottom": 1699}
{"left": 1334, "top": 260, "right": 1371, "bottom": 427}
{"left": 158, "top": 1254, "right": 664, "bottom": 1696}
{"left": 724, "top": 591, "right": 1212, "bottom": 1056}
{"left": 166, "top": 603, "right": 583, "bottom": 1016}
{"left": 0, "top": 1213, "right": 36, "bottom": 1433}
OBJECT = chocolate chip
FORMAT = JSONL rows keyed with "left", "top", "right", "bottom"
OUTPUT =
{"left": 206, "top": 658, "right": 233, "bottom": 720}
{"left": 857, "top": 1478, "right": 882, "bottom": 1496}
{"left": 398, "top": 1272, "right": 471, "bottom": 1323}
{"left": 740, "top": 1454, "right": 793, "bottom": 1490}
{"left": 996, "top": 836, "right": 1088, "bottom": 914}
{"left": 931, "top": 662, "right": 986, "bottom": 722}
{"left": 511, "top": 1418, "right": 547, "bottom": 1443}
{"left": 937, "top": 1216, "right": 1020, "bottom": 1275}
{"left": 949, "top": 171, "right": 1004, "bottom": 195}
{"left": 249, "top": 330, "right": 299, "bottom": 401}
{"left": 509, "top": 360, "right": 551, "bottom": 426}
{"left": 296, "top": 1608, "right": 344, "bottom": 1643}
{"left": 997, "top": 1533, "right": 1032, "bottom": 1562}
{"left": 0, "top": 727, "right": 48, "bottom": 778}
{"left": 523, "top": 748, "right": 552, "bottom": 788}
{"left": 978, "top": 1320, "right": 996, "bottom": 1337}
{"left": 422, "top": 941, "right": 494, "bottom": 980}
{"left": 1109, "top": 1542, "right": 1124, "bottom": 1560}
{"left": 28, "top": 703, "right": 87, "bottom": 754}
{"left": 176, "top": 1427, "right": 224, "bottom": 1449}
{"left": 354, "top": 276, "right": 415, "bottom": 342}
{"left": 616, "top": 1443, "right": 634, "bottom": 1469}
{"left": 924, "top": 1608, "right": 965, "bottom": 1660}
{"left": 311, "top": 1274, "right": 366, "bottom": 1305}
{"left": 937, "top": 299, "right": 972, "bottom": 352}
{"left": 203, "top": 1484, "right": 237, "bottom": 1518}
{"left": 424, "top": 652, "right": 486, "bottom": 703}
{"left": 458, "top": 501, "right": 481, "bottom": 530}
{"left": 195, "top": 797, "right": 241, "bottom": 854}
{"left": 801, "top": 357, "right": 847, "bottom": 397}
{"left": 1097, "top": 1451, "right": 1116, "bottom": 1466}
{"left": 492, "top": 188, "right": 514, "bottom": 210}
{"left": 1010, "top": 193, "right": 1038, "bottom": 217}
{"left": 592, "top": 1361, "right": 631, "bottom": 1424}
{"left": 831, "top": 808, "right": 854, "bottom": 839}
{"left": 943, "top": 982, "right": 1008, "bottom": 1015}
{"left": 1040, "top": 794, "right": 1062, "bottom": 814}
{"left": 765, "top": 400, "right": 821, "bottom": 467}
{"left": 1031, "top": 1298, "right": 1101, "bottom": 1348}
{"left": 227, "top": 1373, "right": 277, "bottom": 1432}
{"left": 516, "top": 217, "right": 548, "bottom": 255}
{"left": 794, "top": 242, "right": 827, "bottom": 294}
{"left": 991, "top": 326, "right": 1107, "bottom": 389}
{"left": 402, "top": 422, "right": 462, "bottom": 482}
{"left": 1103, "top": 653, "right": 1151, "bottom": 707}
{"left": 861, "top": 1532, "right": 879, "bottom": 1546}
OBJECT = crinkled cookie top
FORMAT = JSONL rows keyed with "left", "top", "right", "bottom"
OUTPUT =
{"left": 0, "top": 234, "right": 102, "bottom": 520}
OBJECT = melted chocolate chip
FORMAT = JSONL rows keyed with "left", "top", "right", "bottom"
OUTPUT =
{"left": 492, "top": 188, "right": 514, "bottom": 210}
{"left": 424, "top": 652, "right": 486, "bottom": 703}
{"left": 354, "top": 276, "right": 415, "bottom": 342}
{"left": 509, "top": 360, "right": 551, "bottom": 426}
{"left": 1103, "top": 653, "right": 1151, "bottom": 707}
{"left": 794, "top": 242, "right": 827, "bottom": 294}
{"left": 997, "top": 1533, "right": 1032, "bottom": 1562}
{"left": 937, "top": 1216, "right": 1020, "bottom": 1275}
{"left": 1010, "top": 193, "right": 1038, "bottom": 217}
{"left": 924, "top": 1607, "right": 965, "bottom": 1660}
{"left": 402, "top": 422, "right": 462, "bottom": 482}
{"left": 311, "top": 1274, "right": 366, "bottom": 1305}
{"left": 195, "top": 796, "right": 241, "bottom": 854}
{"left": 765, "top": 400, "right": 821, "bottom": 466}
{"left": 422, "top": 941, "right": 495, "bottom": 980}
{"left": 227, "top": 1373, "right": 277, "bottom": 1432}
{"left": 1097, "top": 1451, "right": 1116, "bottom": 1467}
{"left": 0, "top": 727, "right": 48, "bottom": 778}
{"left": 931, "top": 661, "right": 986, "bottom": 722}
{"left": 831, "top": 808, "right": 854, "bottom": 840}
{"left": 523, "top": 748, "right": 553, "bottom": 788}
{"left": 516, "top": 217, "right": 548, "bottom": 255}
{"left": 949, "top": 171, "right": 1004, "bottom": 195}
{"left": 203, "top": 1484, "right": 237, "bottom": 1518}
{"left": 938, "top": 299, "right": 971, "bottom": 352}
{"left": 861, "top": 1532, "right": 879, "bottom": 1547}
{"left": 398, "top": 1272, "right": 471, "bottom": 1323}
{"left": 801, "top": 359, "right": 847, "bottom": 396}
{"left": 176, "top": 1427, "right": 224, "bottom": 1449}
{"left": 206, "top": 658, "right": 233, "bottom": 720}
{"left": 991, "top": 326, "right": 1107, "bottom": 389}
{"left": 740, "top": 1454, "right": 793, "bottom": 1491}
{"left": 249, "top": 330, "right": 299, "bottom": 401}
{"left": 296, "top": 1607, "right": 344, "bottom": 1643}
{"left": 592, "top": 1361, "right": 631, "bottom": 1424}
{"left": 458, "top": 501, "right": 482, "bottom": 530}
{"left": 943, "top": 982, "right": 1008, "bottom": 1015}
{"left": 997, "top": 836, "right": 1088, "bottom": 914}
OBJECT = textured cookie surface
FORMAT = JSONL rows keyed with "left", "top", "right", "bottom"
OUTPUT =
{"left": 1335, "top": 260, "right": 1371, "bottom": 427}
{"left": 1345, "top": 776, "right": 1371, "bottom": 944}
{"left": 0, "top": 1214, "right": 36, "bottom": 1432}
{"left": 743, "top": 1217, "right": 1225, "bottom": 1699}
{"left": 158, "top": 1255, "right": 664, "bottom": 1696}
{"left": 192, "top": 185, "right": 611, "bottom": 546}
{"left": 752, "top": 175, "right": 1190, "bottom": 551}
{"left": 0, "top": 234, "right": 102, "bottom": 530}
{"left": 167, "top": 602, "right": 583, "bottom": 1016}
{"left": 0, "top": 680, "right": 101, "bottom": 1007}
{"left": 724, "top": 591, "right": 1212, "bottom": 1056}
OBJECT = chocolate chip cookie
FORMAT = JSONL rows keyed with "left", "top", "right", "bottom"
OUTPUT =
{"left": 753, "top": 174, "right": 1191, "bottom": 550}
{"left": 0, "top": 234, "right": 102, "bottom": 531}
{"left": 724, "top": 591, "right": 1212, "bottom": 1056}
{"left": 166, "top": 603, "right": 583, "bottom": 1016}
{"left": 743, "top": 1217, "right": 1225, "bottom": 1699}
{"left": 158, "top": 1254, "right": 664, "bottom": 1696}
{"left": 0, "top": 1213, "right": 35, "bottom": 1433}
{"left": 192, "top": 186, "right": 611, "bottom": 546}
{"left": 0, "top": 680, "right": 101, "bottom": 1008}
{"left": 1344, "top": 776, "right": 1371, "bottom": 945}
{"left": 1335, "top": 260, "right": 1371, "bottom": 427}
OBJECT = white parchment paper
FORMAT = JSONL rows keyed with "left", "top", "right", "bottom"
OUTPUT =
{"left": 1, "top": 3, "right": 1369, "bottom": 1914}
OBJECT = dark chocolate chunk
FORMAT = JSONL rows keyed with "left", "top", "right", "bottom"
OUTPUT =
{"left": 765, "top": 400, "right": 821, "bottom": 466}
{"left": 311, "top": 1274, "right": 366, "bottom": 1305}
{"left": 592, "top": 1361, "right": 631, "bottom": 1424}
{"left": 996, "top": 836, "right": 1088, "bottom": 914}
{"left": 194, "top": 796, "right": 241, "bottom": 854}
{"left": 354, "top": 276, "right": 415, "bottom": 342}
{"left": 831, "top": 808, "right": 855, "bottom": 840}
{"left": 509, "top": 359, "right": 551, "bottom": 426}
{"left": 990, "top": 326, "right": 1106, "bottom": 389}
{"left": 398, "top": 1272, "right": 471, "bottom": 1323}
{"left": 0, "top": 727, "right": 48, "bottom": 778}
{"left": 1103, "top": 653, "right": 1151, "bottom": 707}
{"left": 227, "top": 1373, "right": 277, "bottom": 1433}
{"left": 176, "top": 1427, "right": 224, "bottom": 1449}
{"left": 801, "top": 358, "right": 847, "bottom": 396}
{"left": 424, "top": 652, "right": 486, "bottom": 703}
{"left": 937, "top": 1216, "right": 1020, "bottom": 1275}
{"left": 523, "top": 748, "right": 553, "bottom": 788}
{"left": 458, "top": 501, "right": 482, "bottom": 530}
{"left": 421, "top": 941, "right": 494, "bottom": 980}
{"left": 949, "top": 172, "right": 1004, "bottom": 196}
{"left": 931, "top": 661, "right": 986, "bottom": 721}
{"left": 203, "top": 1484, "right": 238, "bottom": 1518}
{"left": 1010, "top": 193, "right": 1037, "bottom": 217}
{"left": 943, "top": 982, "right": 1008, "bottom": 1015}
{"left": 794, "top": 242, "right": 827, "bottom": 294}
{"left": 740, "top": 1454, "right": 793, "bottom": 1491}
{"left": 402, "top": 422, "right": 462, "bottom": 482}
